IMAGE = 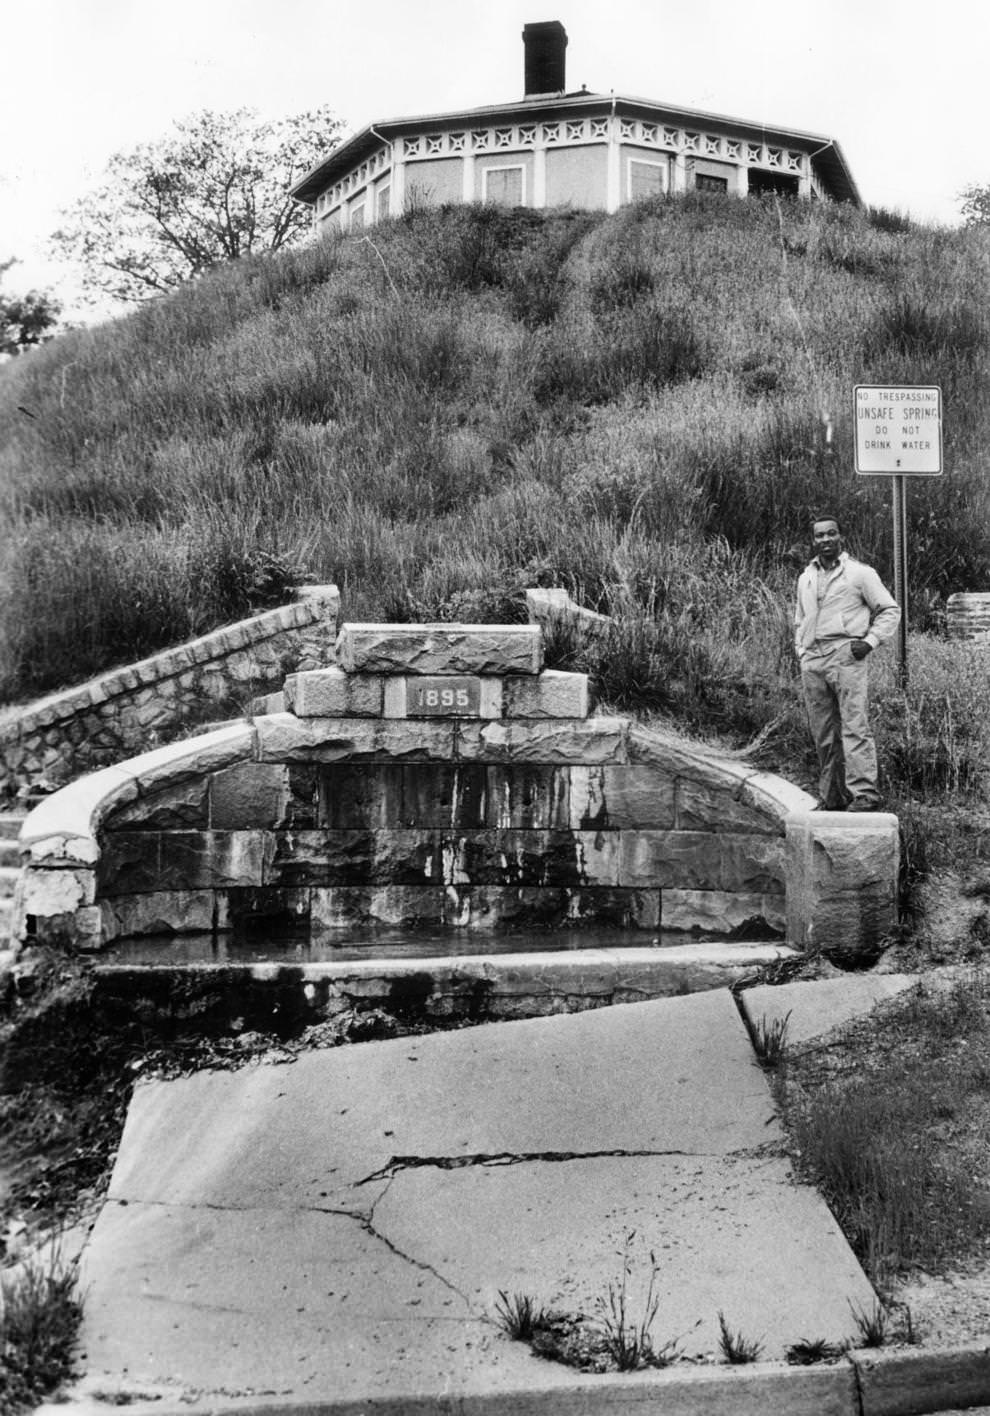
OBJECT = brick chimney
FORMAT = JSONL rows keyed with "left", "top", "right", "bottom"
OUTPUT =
{"left": 523, "top": 21, "right": 567, "bottom": 97}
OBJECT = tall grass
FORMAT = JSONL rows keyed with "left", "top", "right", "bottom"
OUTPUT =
{"left": 1, "top": 195, "right": 988, "bottom": 710}
{"left": 785, "top": 978, "right": 990, "bottom": 1282}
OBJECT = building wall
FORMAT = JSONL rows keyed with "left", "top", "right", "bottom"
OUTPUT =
{"left": 403, "top": 156, "right": 463, "bottom": 208}
{"left": 474, "top": 151, "right": 536, "bottom": 204}
{"left": 545, "top": 144, "right": 608, "bottom": 209}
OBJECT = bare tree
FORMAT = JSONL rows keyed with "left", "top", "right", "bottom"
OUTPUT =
{"left": 50, "top": 107, "right": 343, "bottom": 304}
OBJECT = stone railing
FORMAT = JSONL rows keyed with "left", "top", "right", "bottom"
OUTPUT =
{"left": 946, "top": 592, "right": 990, "bottom": 643}
{"left": 0, "top": 586, "right": 340, "bottom": 801}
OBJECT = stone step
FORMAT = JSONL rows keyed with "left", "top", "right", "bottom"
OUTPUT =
{"left": 93, "top": 941, "right": 798, "bottom": 1028}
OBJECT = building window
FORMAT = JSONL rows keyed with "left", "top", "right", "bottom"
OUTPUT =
{"left": 376, "top": 185, "right": 391, "bottom": 222}
{"left": 629, "top": 158, "right": 668, "bottom": 201}
{"left": 350, "top": 203, "right": 366, "bottom": 229}
{"left": 747, "top": 170, "right": 800, "bottom": 198}
{"left": 483, "top": 164, "right": 525, "bottom": 206}
{"left": 695, "top": 173, "right": 728, "bottom": 194}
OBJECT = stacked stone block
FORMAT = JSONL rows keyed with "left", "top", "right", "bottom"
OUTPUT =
{"left": 84, "top": 623, "right": 790, "bottom": 945}
{"left": 13, "top": 619, "right": 901, "bottom": 964}
{"left": 946, "top": 592, "right": 990, "bottom": 643}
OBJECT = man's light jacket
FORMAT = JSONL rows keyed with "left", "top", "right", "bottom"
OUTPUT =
{"left": 794, "top": 552, "right": 901, "bottom": 661}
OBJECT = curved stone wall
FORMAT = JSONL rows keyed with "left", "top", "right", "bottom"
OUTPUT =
{"left": 0, "top": 585, "right": 340, "bottom": 800}
{"left": 12, "top": 621, "right": 899, "bottom": 962}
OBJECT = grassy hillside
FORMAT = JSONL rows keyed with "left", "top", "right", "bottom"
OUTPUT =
{"left": 2, "top": 193, "right": 990, "bottom": 918}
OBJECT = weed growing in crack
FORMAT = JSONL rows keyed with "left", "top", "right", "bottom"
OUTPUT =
{"left": 593, "top": 1233, "right": 678, "bottom": 1371}
{"left": 785, "top": 1337, "right": 849, "bottom": 1365}
{"left": 717, "top": 1310, "right": 764, "bottom": 1364}
{"left": 751, "top": 1011, "right": 791, "bottom": 1069}
{"left": 493, "top": 1290, "right": 551, "bottom": 1341}
{"left": 849, "top": 1298, "right": 889, "bottom": 1347}
{"left": 493, "top": 1233, "right": 678, "bottom": 1373}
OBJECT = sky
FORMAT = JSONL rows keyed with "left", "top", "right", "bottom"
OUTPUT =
{"left": 2, "top": 0, "right": 988, "bottom": 320}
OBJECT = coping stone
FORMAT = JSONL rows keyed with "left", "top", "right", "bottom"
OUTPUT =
{"left": 336, "top": 623, "right": 543, "bottom": 676}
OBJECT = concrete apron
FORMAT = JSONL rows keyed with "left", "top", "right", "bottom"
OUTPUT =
{"left": 71, "top": 988, "right": 886, "bottom": 1412}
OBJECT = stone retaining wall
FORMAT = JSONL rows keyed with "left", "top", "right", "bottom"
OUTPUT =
{"left": 0, "top": 585, "right": 340, "bottom": 801}
{"left": 946, "top": 592, "right": 990, "bottom": 643}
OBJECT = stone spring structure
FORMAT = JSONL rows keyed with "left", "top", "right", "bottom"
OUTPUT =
{"left": 13, "top": 622, "right": 900, "bottom": 993}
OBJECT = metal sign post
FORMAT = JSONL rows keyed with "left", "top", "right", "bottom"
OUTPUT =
{"left": 854, "top": 385, "right": 943, "bottom": 687}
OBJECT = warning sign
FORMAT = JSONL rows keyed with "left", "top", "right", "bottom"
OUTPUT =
{"left": 855, "top": 385, "right": 942, "bottom": 475}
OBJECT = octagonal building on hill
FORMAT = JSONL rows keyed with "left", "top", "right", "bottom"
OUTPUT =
{"left": 290, "top": 20, "right": 861, "bottom": 232}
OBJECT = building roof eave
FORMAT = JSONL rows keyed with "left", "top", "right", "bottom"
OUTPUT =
{"left": 290, "top": 91, "right": 860, "bottom": 205}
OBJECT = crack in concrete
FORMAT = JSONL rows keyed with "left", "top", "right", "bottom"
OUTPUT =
{"left": 356, "top": 1211, "right": 473, "bottom": 1312}
{"left": 358, "top": 1147, "right": 705, "bottom": 1185}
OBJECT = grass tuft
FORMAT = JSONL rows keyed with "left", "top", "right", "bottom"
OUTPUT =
{"left": 716, "top": 1310, "right": 764, "bottom": 1364}
{"left": 750, "top": 1011, "right": 791, "bottom": 1069}
{"left": 0, "top": 1241, "right": 82, "bottom": 1411}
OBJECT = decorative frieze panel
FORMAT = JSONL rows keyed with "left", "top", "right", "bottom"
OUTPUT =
{"left": 313, "top": 118, "right": 811, "bottom": 215}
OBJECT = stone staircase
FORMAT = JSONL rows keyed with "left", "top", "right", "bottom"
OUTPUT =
{"left": 0, "top": 810, "right": 25, "bottom": 952}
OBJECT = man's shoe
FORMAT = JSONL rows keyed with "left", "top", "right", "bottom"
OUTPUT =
{"left": 846, "top": 798, "right": 881, "bottom": 813}
{"left": 812, "top": 800, "right": 844, "bottom": 811}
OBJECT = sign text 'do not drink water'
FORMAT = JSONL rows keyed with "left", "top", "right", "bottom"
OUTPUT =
{"left": 855, "top": 385, "right": 942, "bottom": 476}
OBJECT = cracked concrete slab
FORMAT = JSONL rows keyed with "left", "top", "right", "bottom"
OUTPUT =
{"left": 76, "top": 989, "right": 877, "bottom": 1407}
{"left": 740, "top": 973, "right": 918, "bottom": 1048}
{"left": 107, "top": 989, "right": 778, "bottom": 1210}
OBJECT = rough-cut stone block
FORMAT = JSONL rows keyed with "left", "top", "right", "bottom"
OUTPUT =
{"left": 256, "top": 714, "right": 456, "bottom": 764}
{"left": 158, "top": 832, "right": 274, "bottom": 892}
{"left": 483, "top": 765, "right": 571, "bottom": 829}
{"left": 525, "top": 587, "right": 611, "bottom": 638}
{"left": 16, "top": 866, "right": 96, "bottom": 916}
{"left": 719, "top": 833, "right": 787, "bottom": 894}
{"left": 786, "top": 812, "right": 899, "bottom": 960}
{"left": 677, "top": 778, "right": 781, "bottom": 835}
{"left": 209, "top": 763, "right": 288, "bottom": 830}
{"left": 97, "top": 834, "right": 161, "bottom": 895}
{"left": 576, "top": 765, "right": 676, "bottom": 829}
{"left": 104, "top": 779, "right": 211, "bottom": 833}
{"left": 310, "top": 885, "right": 447, "bottom": 930}
{"left": 319, "top": 763, "right": 406, "bottom": 830}
{"left": 101, "top": 890, "right": 224, "bottom": 941}
{"left": 663, "top": 889, "right": 786, "bottom": 936}
{"left": 99, "top": 831, "right": 274, "bottom": 895}
{"left": 619, "top": 831, "right": 720, "bottom": 889}
{"left": 566, "top": 887, "right": 661, "bottom": 929}
{"left": 226, "top": 886, "right": 310, "bottom": 927}
{"left": 437, "top": 830, "right": 621, "bottom": 888}
{"left": 458, "top": 717, "right": 629, "bottom": 765}
{"left": 382, "top": 676, "right": 501, "bottom": 719}
{"left": 271, "top": 829, "right": 442, "bottom": 887}
{"left": 336, "top": 623, "right": 543, "bottom": 676}
{"left": 318, "top": 764, "right": 489, "bottom": 831}
{"left": 502, "top": 670, "right": 589, "bottom": 719}
{"left": 285, "top": 668, "right": 383, "bottom": 719}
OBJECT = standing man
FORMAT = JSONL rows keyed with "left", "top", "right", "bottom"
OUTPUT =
{"left": 795, "top": 516, "right": 901, "bottom": 811}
